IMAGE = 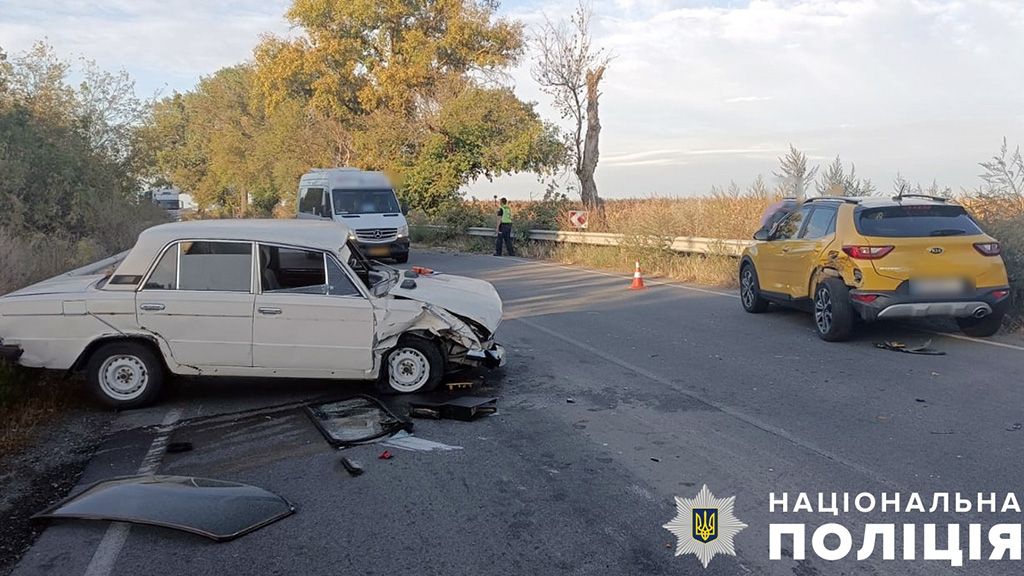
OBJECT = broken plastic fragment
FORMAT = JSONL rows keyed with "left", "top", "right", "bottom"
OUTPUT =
{"left": 32, "top": 475, "right": 294, "bottom": 542}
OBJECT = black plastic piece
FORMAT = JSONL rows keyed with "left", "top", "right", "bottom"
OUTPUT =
{"left": 408, "top": 397, "right": 497, "bottom": 421}
{"left": 400, "top": 279, "right": 417, "bottom": 289}
{"left": 32, "top": 475, "right": 294, "bottom": 542}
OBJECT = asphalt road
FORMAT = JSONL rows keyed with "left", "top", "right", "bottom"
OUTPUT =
{"left": 9, "top": 249, "right": 1024, "bottom": 576}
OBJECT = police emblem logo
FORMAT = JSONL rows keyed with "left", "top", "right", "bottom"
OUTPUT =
{"left": 692, "top": 508, "right": 717, "bottom": 543}
{"left": 664, "top": 485, "right": 747, "bottom": 568}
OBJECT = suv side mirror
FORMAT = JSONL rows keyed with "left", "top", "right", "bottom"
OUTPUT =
{"left": 753, "top": 228, "right": 770, "bottom": 241}
{"left": 400, "top": 201, "right": 409, "bottom": 215}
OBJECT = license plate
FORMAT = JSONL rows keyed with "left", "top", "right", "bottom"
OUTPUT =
{"left": 910, "top": 278, "right": 965, "bottom": 296}
{"left": 367, "top": 246, "right": 390, "bottom": 257}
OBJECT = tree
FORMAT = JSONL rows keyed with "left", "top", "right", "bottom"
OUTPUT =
{"left": 816, "top": 155, "right": 875, "bottom": 197}
{"left": 774, "top": 144, "right": 818, "bottom": 202}
{"left": 531, "top": 1, "right": 611, "bottom": 211}
{"left": 0, "top": 42, "right": 165, "bottom": 251}
{"left": 145, "top": 65, "right": 335, "bottom": 216}
{"left": 247, "top": 0, "right": 556, "bottom": 213}
{"left": 977, "top": 138, "right": 1024, "bottom": 216}
{"left": 747, "top": 174, "right": 771, "bottom": 200}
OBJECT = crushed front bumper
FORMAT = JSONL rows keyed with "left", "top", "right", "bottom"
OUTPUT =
{"left": 0, "top": 340, "right": 22, "bottom": 362}
{"left": 466, "top": 343, "right": 506, "bottom": 368}
{"left": 851, "top": 286, "right": 1011, "bottom": 322}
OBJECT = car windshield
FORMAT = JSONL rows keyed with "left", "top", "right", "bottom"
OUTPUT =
{"left": 344, "top": 240, "right": 398, "bottom": 294}
{"left": 332, "top": 189, "right": 400, "bottom": 215}
{"left": 855, "top": 204, "right": 983, "bottom": 238}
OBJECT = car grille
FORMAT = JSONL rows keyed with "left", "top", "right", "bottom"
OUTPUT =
{"left": 355, "top": 228, "right": 398, "bottom": 242}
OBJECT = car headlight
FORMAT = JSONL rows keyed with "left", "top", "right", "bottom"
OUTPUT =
{"left": 398, "top": 224, "right": 409, "bottom": 238}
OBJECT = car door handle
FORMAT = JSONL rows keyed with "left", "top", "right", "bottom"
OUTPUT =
{"left": 139, "top": 303, "right": 165, "bottom": 311}
{"left": 781, "top": 247, "right": 790, "bottom": 252}
{"left": 258, "top": 307, "right": 282, "bottom": 315}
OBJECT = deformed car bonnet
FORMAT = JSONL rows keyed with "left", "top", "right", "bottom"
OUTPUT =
{"left": 33, "top": 475, "right": 295, "bottom": 542}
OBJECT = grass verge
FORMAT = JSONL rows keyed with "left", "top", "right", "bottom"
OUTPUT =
{"left": 0, "top": 363, "right": 82, "bottom": 460}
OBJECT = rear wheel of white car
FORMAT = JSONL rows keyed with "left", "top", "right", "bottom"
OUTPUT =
{"left": 379, "top": 337, "right": 443, "bottom": 394}
{"left": 86, "top": 342, "right": 164, "bottom": 409}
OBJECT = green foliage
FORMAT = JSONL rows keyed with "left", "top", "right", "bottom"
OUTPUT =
{"left": 0, "top": 42, "right": 166, "bottom": 266}
{"left": 145, "top": 66, "right": 335, "bottom": 217}
{"left": 239, "top": 0, "right": 561, "bottom": 214}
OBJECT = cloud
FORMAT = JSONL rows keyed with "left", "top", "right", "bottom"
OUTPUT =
{"left": 3, "top": 0, "right": 1022, "bottom": 197}
{"left": 0, "top": 0, "right": 292, "bottom": 94}
{"left": 499, "top": 0, "right": 1024, "bottom": 196}
{"left": 723, "top": 96, "right": 773, "bottom": 103}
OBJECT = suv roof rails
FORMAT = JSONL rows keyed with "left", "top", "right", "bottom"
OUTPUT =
{"left": 891, "top": 193, "right": 948, "bottom": 203}
{"left": 805, "top": 197, "right": 860, "bottom": 205}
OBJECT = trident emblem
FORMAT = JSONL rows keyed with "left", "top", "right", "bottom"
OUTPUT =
{"left": 692, "top": 508, "right": 718, "bottom": 543}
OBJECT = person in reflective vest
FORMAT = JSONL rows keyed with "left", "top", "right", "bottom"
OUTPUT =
{"left": 494, "top": 198, "right": 515, "bottom": 256}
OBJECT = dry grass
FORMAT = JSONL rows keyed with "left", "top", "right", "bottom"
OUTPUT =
{"left": 0, "top": 364, "right": 81, "bottom": 459}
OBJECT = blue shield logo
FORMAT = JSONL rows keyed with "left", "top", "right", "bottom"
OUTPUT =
{"left": 693, "top": 508, "right": 718, "bottom": 543}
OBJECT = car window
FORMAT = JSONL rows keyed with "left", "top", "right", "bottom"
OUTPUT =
{"left": 855, "top": 204, "right": 983, "bottom": 237}
{"left": 178, "top": 241, "right": 252, "bottom": 292}
{"left": 259, "top": 245, "right": 361, "bottom": 297}
{"left": 800, "top": 206, "right": 837, "bottom": 239}
{"left": 326, "top": 257, "right": 361, "bottom": 297}
{"left": 774, "top": 206, "right": 810, "bottom": 240}
{"left": 298, "top": 187, "right": 326, "bottom": 216}
{"left": 143, "top": 244, "right": 178, "bottom": 290}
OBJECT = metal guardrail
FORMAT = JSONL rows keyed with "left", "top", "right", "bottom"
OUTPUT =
{"left": 414, "top": 225, "right": 752, "bottom": 256}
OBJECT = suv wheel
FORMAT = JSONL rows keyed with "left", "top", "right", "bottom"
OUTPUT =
{"left": 86, "top": 341, "right": 164, "bottom": 408}
{"left": 814, "top": 278, "right": 854, "bottom": 342}
{"left": 378, "top": 337, "right": 443, "bottom": 394}
{"left": 739, "top": 264, "right": 769, "bottom": 313}
{"left": 957, "top": 310, "right": 1005, "bottom": 337}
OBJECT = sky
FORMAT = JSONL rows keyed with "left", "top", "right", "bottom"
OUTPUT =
{"left": 2, "top": 0, "right": 1022, "bottom": 199}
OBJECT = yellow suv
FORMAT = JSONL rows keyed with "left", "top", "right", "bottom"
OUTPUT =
{"left": 739, "top": 195, "right": 1010, "bottom": 341}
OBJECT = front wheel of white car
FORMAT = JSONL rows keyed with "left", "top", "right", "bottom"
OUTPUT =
{"left": 86, "top": 342, "right": 164, "bottom": 409}
{"left": 378, "top": 337, "right": 443, "bottom": 394}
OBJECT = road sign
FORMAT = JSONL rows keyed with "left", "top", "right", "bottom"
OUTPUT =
{"left": 569, "top": 210, "right": 588, "bottom": 229}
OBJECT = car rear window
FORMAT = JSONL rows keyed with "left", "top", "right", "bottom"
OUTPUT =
{"left": 855, "top": 205, "right": 982, "bottom": 238}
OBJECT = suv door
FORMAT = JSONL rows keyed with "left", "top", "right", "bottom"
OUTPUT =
{"left": 778, "top": 205, "right": 838, "bottom": 298}
{"left": 137, "top": 240, "right": 256, "bottom": 367}
{"left": 758, "top": 206, "right": 810, "bottom": 294}
{"left": 252, "top": 244, "right": 375, "bottom": 374}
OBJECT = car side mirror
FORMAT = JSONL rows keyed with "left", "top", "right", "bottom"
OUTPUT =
{"left": 753, "top": 228, "right": 770, "bottom": 241}
{"left": 400, "top": 201, "right": 409, "bottom": 215}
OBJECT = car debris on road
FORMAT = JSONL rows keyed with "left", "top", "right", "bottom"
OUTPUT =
{"left": 874, "top": 339, "right": 946, "bottom": 355}
{"left": 32, "top": 475, "right": 294, "bottom": 542}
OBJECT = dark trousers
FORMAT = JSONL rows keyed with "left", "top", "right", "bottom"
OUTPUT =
{"left": 495, "top": 223, "right": 514, "bottom": 256}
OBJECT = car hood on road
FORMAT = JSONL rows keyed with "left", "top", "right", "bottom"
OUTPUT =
{"left": 386, "top": 272, "right": 502, "bottom": 334}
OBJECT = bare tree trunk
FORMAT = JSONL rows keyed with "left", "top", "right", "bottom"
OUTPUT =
{"left": 578, "top": 66, "right": 605, "bottom": 211}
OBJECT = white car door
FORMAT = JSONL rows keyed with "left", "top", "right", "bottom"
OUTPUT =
{"left": 252, "top": 244, "right": 374, "bottom": 374}
{"left": 136, "top": 240, "right": 256, "bottom": 367}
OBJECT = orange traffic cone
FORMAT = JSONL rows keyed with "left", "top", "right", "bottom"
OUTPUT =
{"left": 629, "top": 261, "right": 646, "bottom": 290}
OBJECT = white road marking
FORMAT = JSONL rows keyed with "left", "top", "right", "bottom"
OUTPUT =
{"left": 82, "top": 408, "right": 182, "bottom": 576}
{"left": 487, "top": 254, "right": 1024, "bottom": 353}
{"left": 515, "top": 315, "right": 902, "bottom": 490}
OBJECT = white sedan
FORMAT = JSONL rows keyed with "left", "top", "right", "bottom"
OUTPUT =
{"left": 0, "top": 220, "right": 505, "bottom": 408}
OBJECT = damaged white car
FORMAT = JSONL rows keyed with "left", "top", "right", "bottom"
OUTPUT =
{"left": 0, "top": 220, "right": 505, "bottom": 408}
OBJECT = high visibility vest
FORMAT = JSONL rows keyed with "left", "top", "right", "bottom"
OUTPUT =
{"left": 500, "top": 205, "right": 512, "bottom": 224}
